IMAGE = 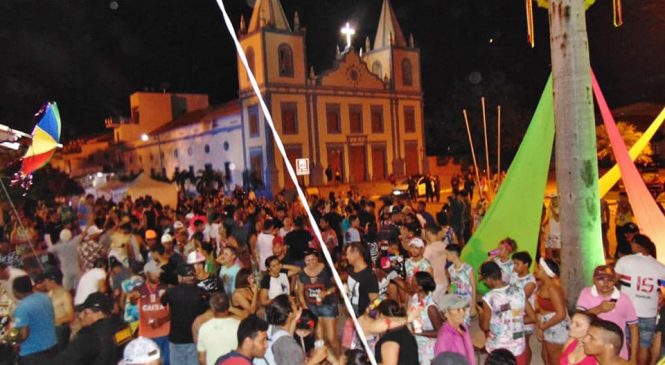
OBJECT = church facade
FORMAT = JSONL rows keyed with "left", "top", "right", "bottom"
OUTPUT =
{"left": 237, "top": 0, "right": 425, "bottom": 192}
{"left": 90, "top": 0, "right": 425, "bottom": 197}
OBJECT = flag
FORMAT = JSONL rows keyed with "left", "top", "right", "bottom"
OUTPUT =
{"left": 19, "top": 102, "right": 61, "bottom": 177}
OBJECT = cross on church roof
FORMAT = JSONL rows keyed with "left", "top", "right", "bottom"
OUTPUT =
{"left": 341, "top": 22, "right": 356, "bottom": 50}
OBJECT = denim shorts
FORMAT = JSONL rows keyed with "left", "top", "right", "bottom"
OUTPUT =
{"left": 636, "top": 316, "right": 657, "bottom": 348}
{"left": 308, "top": 303, "right": 339, "bottom": 318}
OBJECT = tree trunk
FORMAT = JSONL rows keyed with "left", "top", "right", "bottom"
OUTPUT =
{"left": 548, "top": 0, "right": 605, "bottom": 310}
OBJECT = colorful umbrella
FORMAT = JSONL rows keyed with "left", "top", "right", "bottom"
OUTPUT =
{"left": 19, "top": 102, "right": 61, "bottom": 177}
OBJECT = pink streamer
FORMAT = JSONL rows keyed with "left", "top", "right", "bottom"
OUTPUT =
{"left": 592, "top": 72, "right": 665, "bottom": 262}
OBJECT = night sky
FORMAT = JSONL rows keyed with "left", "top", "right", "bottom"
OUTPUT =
{"left": 1, "top": 0, "right": 663, "bottom": 156}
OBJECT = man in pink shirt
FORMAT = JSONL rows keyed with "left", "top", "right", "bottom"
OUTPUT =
{"left": 434, "top": 294, "right": 476, "bottom": 365}
{"left": 576, "top": 265, "right": 638, "bottom": 362}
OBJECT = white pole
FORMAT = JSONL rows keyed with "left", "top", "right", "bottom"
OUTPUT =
{"left": 213, "top": 2, "right": 377, "bottom": 363}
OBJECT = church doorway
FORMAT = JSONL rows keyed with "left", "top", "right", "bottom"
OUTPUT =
{"left": 349, "top": 145, "right": 367, "bottom": 183}
{"left": 405, "top": 141, "right": 419, "bottom": 176}
{"left": 371, "top": 145, "right": 386, "bottom": 181}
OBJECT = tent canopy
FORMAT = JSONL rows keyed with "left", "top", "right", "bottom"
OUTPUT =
{"left": 94, "top": 173, "right": 178, "bottom": 208}
{"left": 126, "top": 173, "right": 178, "bottom": 208}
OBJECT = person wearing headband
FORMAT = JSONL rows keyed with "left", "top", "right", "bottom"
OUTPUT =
{"left": 487, "top": 238, "right": 517, "bottom": 283}
{"left": 534, "top": 258, "right": 569, "bottom": 365}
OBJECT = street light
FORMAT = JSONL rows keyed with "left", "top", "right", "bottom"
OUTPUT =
{"left": 140, "top": 133, "right": 149, "bottom": 142}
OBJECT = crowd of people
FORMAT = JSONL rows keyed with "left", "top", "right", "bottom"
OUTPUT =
{"left": 0, "top": 180, "right": 664, "bottom": 365}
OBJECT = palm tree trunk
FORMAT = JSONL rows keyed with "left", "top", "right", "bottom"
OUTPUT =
{"left": 548, "top": 0, "right": 605, "bottom": 310}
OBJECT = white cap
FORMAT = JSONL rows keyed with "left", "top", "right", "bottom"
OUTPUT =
{"left": 86, "top": 225, "right": 104, "bottom": 237}
{"left": 409, "top": 237, "right": 425, "bottom": 248}
{"left": 173, "top": 221, "right": 185, "bottom": 230}
{"left": 185, "top": 212, "right": 194, "bottom": 220}
{"left": 59, "top": 229, "right": 72, "bottom": 242}
{"left": 186, "top": 250, "right": 206, "bottom": 264}
{"left": 161, "top": 233, "right": 173, "bottom": 244}
{"left": 121, "top": 337, "right": 161, "bottom": 364}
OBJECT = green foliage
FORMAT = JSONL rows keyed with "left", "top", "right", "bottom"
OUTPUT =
{"left": 596, "top": 121, "right": 653, "bottom": 166}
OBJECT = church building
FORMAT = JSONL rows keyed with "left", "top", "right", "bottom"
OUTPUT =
{"left": 98, "top": 0, "right": 425, "bottom": 197}
{"left": 237, "top": 0, "right": 425, "bottom": 193}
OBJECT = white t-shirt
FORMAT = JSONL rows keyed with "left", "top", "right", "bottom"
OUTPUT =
{"left": 197, "top": 317, "right": 240, "bottom": 365}
{"left": 0, "top": 267, "right": 28, "bottom": 310}
{"left": 615, "top": 253, "right": 665, "bottom": 318}
{"left": 74, "top": 268, "right": 107, "bottom": 305}
{"left": 345, "top": 227, "right": 361, "bottom": 244}
{"left": 261, "top": 272, "right": 290, "bottom": 300}
{"left": 256, "top": 232, "right": 275, "bottom": 271}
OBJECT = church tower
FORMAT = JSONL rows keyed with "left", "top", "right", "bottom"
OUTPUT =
{"left": 363, "top": 0, "right": 424, "bottom": 176}
{"left": 363, "top": 0, "right": 421, "bottom": 93}
{"left": 237, "top": 0, "right": 307, "bottom": 91}
{"left": 237, "top": 0, "right": 310, "bottom": 196}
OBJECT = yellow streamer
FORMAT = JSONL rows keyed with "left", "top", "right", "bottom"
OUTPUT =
{"left": 599, "top": 107, "right": 665, "bottom": 197}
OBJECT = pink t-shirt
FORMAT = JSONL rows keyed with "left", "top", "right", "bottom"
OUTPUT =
{"left": 576, "top": 286, "right": 638, "bottom": 359}
{"left": 434, "top": 322, "right": 477, "bottom": 365}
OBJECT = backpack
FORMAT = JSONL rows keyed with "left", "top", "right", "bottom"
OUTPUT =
{"left": 252, "top": 325, "right": 290, "bottom": 365}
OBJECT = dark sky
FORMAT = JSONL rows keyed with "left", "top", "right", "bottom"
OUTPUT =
{"left": 1, "top": 0, "right": 663, "bottom": 154}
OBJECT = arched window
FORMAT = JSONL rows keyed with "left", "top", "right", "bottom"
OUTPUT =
{"left": 246, "top": 47, "right": 255, "bottom": 74}
{"left": 278, "top": 44, "right": 294, "bottom": 77}
{"left": 372, "top": 61, "right": 383, "bottom": 79}
{"left": 402, "top": 58, "right": 413, "bottom": 86}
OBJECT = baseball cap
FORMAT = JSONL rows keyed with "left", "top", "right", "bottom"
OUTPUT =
{"left": 186, "top": 250, "right": 206, "bottom": 264}
{"left": 593, "top": 265, "right": 616, "bottom": 280}
{"left": 185, "top": 212, "right": 195, "bottom": 220}
{"left": 144, "top": 260, "right": 162, "bottom": 275}
{"left": 177, "top": 264, "right": 196, "bottom": 277}
{"left": 43, "top": 266, "right": 63, "bottom": 282}
{"left": 145, "top": 229, "right": 157, "bottom": 240}
{"left": 173, "top": 221, "right": 185, "bottom": 230}
{"left": 121, "top": 337, "right": 161, "bottom": 365}
{"left": 86, "top": 225, "right": 104, "bottom": 237}
{"left": 78, "top": 292, "right": 112, "bottom": 312}
{"left": 409, "top": 237, "right": 425, "bottom": 248}
{"left": 161, "top": 233, "right": 174, "bottom": 244}
{"left": 59, "top": 228, "right": 72, "bottom": 242}
{"left": 624, "top": 223, "right": 639, "bottom": 234}
{"left": 432, "top": 352, "right": 470, "bottom": 365}
{"left": 438, "top": 294, "right": 469, "bottom": 311}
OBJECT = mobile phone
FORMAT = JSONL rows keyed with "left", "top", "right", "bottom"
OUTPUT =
{"left": 609, "top": 298, "right": 618, "bottom": 303}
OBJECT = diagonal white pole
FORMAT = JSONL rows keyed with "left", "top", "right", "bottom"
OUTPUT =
{"left": 213, "top": 1, "right": 378, "bottom": 364}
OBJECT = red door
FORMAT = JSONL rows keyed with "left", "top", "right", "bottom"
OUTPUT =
{"left": 284, "top": 146, "right": 302, "bottom": 189}
{"left": 405, "top": 142, "right": 419, "bottom": 176}
{"left": 349, "top": 146, "right": 366, "bottom": 183}
{"left": 372, "top": 146, "right": 386, "bottom": 181}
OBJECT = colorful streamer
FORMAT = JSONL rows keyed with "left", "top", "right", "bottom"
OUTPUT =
{"left": 592, "top": 73, "right": 665, "bottom": 262}
{"left": 461, "top": 76, "right": 555, "bottom": 293}
{"left": 598, "top": 107, "right": 665, "bottom": 197}
{"left": 20, "top": 102, "right": 61, "bottom": 177}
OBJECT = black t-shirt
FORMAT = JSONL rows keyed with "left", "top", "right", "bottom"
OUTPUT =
{"left": 375, "top": 326, "right": 419, "bottom": 365}
{"left": 47, "top": 317, "right": 120, "bottom": 365}
{"left": 359, "top": 211, "right": 378, "bottom": 242}
{"left": 285, "top": 229, "right": 312, "bottom": 262}
{"left": 161, "top": 283, "right": 207, "bottom": 343}
{"left": 160, "top": 253, "right": 184, "bottom": 286}
{"left": 298, "top": 267, "right": 337, "bottom": 306}
{"left": 347, "top": 265, "right": 379, "bottom": 316}
{"left": 197, "top": 274, "right": 222, "bottom": 294}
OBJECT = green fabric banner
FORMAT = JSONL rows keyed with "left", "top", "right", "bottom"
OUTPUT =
{"left": 461, "top": 76, "right": 555, "bottom": 293}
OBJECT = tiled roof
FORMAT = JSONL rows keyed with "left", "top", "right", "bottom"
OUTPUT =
{"left": 149, "top": 99, "right": 241, "bottom": 135}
